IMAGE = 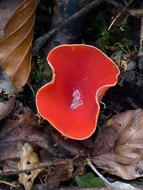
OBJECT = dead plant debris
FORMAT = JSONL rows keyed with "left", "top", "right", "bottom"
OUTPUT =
{"left": 1, "top": 0, "right": 143, "bottom": 190}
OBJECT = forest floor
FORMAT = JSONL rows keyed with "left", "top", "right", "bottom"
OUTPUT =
{"left": 1, "top": 0, "right": 143, "bottom": 189}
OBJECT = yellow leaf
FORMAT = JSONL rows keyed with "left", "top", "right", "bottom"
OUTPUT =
{"left": 0, "top": 0, "right": 36, "bottom": 91}
{"left": 18, "top": 143, "right": 42, "bottom": 190}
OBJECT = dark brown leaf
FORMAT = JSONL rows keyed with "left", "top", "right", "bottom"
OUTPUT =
{"left": 92, "top": 109, "right": 143, "bottom": 180}
{"left": 0, "top": 106, "right": 49, "bottom": 161}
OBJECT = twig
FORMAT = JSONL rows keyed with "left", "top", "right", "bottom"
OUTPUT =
{"left": 0, "top": 180, "right": 19, "bottom": 190}
{"left": 0, "top": 164, "right": 45, "bottom": 176}
{"left": 0, "top": 138, "right": 39, "bottom": 144}
{"left": 139, "top": 3, "right": 143, "bottom": 56}
{"left": 139, "top": 17, "right": 143, "bottom": 55}
{"left": 87, "top": 159, "right": 114, "bottom": 190}
{"left": 33, "top": 0, "right": 122, "bottom": 55}
{"left": 33, "top": 0, "right": 133, "bottom": 55}
{"left": 0, "top": 160, "right": 70, "bottom": 176}
{"left": 129, "top": 9, "right": 143, "bottom": 17}
{"left": 29, "top": 84, "right": 36, "bottom": 97}
{"left": 108, "top": 0, "right": 134, "bottom": 30}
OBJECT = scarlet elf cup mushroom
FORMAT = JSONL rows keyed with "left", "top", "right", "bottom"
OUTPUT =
{"left": 36, "top": 44, "right": 120, "bottom": 140}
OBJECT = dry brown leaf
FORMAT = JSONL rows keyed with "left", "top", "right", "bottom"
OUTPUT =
{"left": 0, "top": 0, "right": 36, "bottom": 91}
{"left": 92, "top": 109, "right": 143, "bottom": 180}
{"left": 18, "top": 143, "right": 42, "bottom": 190}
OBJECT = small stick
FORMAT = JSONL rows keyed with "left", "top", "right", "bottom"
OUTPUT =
{"left": 0, "top": 160, "right": 69, "bottom": 176}
{"left": 0, "top": 165, "right": 44, "bottom": 176}
{"left": 139, "top": 16, "right": 143, "bottom": 56}
{"left": 87, "top": 159, "right": 115, "bottom": 190}
{"left": 0, "top": 180, "right": 19, "bottom": 190}
{"left": 108, "top": 0, "right": 134, "bottom": 30}
{"left": 129, "top": 9, "right": 143, "bottom": 17}
{"left": 139, "top": 13, "right": 143, "bottom": 56}
{"left": 32, "top": 0, "right": 104, "bottom": 55}
{"left": 29, "top": 84, "right": 36, "bottom": 97}
{"left": 32, "top": 0, "right": 123, "bottom": 55}
{"left": 137, "top": 3, "right": 143, "bottom": 71}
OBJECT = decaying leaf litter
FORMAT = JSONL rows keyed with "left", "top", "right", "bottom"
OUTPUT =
{"left": 1, "top": 0, "right": 143, "bottom": 189}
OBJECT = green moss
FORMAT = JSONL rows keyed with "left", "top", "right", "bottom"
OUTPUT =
{"left": 32, "top": 55, "right": 44, "bottom": 83}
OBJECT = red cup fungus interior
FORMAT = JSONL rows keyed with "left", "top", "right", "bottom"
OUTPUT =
{"left": 36, "top": 44, "right": 120, "bottom": 140}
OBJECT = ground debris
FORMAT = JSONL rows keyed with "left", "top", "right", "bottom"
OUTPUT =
{"left": 0, "top": 103, "right": 88, "bottom": 189}
{"left": 0, "top": 106, "right": 50, "bottom": 161}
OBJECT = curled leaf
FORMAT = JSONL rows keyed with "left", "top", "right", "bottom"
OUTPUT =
{"left": 0, "top": 0, "right": 36, "bottom": 91}
{"left": 92, "top": 109, "right": 143, "bottom": 180}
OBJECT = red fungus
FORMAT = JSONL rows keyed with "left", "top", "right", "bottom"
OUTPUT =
{"left": 36, "top": 44, "right": 120, "bottom": 140}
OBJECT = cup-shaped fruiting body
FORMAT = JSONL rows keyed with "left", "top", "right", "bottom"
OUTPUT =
{"left": 36, "top": 44, "right": 120, "bottom": 140}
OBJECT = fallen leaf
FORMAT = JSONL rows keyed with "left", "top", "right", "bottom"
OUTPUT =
{"left": 0, "top": 103, "right": 88, "bottom": 188}
{"left": 18, "top": 143, "right": 42, "bottom": 190}
{"left": 0, "top": 106, "right": 49, "bottom": 161}
{"left": 92, "top": 109, "right": 143, "bottom": 180}
{"left": 0, "top": 0, "right": 36, "bottom": 91}
{"left": 0, "top": 0, "right": 22, "bottom": 38}
{"left": 0, "top": 102, "right": 87, "bottom": 161}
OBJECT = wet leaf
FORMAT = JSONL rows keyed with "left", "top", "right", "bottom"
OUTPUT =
{"left": 76, "top": 172, "right": 105, "bottom": 188}
{"left": 0, "top": 0, "right": 36, "bottom": 91}
{"left": 92, "top": 109, "right": 143, "bottom": 180}
{"left": 18, "top": 143, "right": 42, "bottom": 190}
